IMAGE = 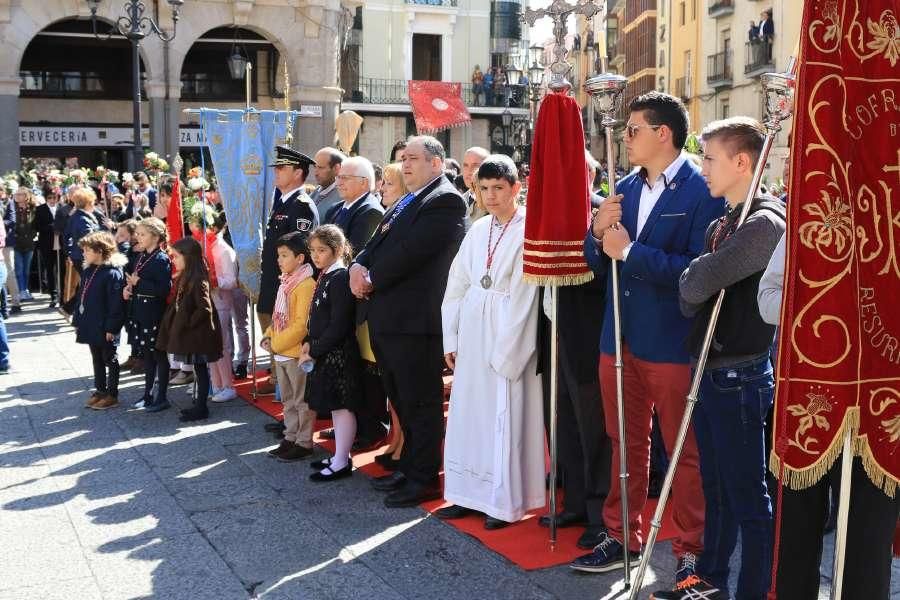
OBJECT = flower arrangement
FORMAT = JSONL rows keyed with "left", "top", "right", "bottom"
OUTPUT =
{"left": 142, "top": 151, "right": 169, "bottom": 173}
{"left": 189, "top": 201, "right": 218, "bottom": 228}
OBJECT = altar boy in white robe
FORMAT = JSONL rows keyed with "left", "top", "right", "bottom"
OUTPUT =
{"left": 437, "top": 154, "right": 545, "bottom": 530}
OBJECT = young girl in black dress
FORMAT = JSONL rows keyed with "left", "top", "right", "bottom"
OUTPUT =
{"left": 155, "top": 237, "right": 223, "bottom": 422}
{"left": 302, "top": 225, "right": 362, "bottom": 482}
{"left": 124, "top": 217, "right": 172, "bottom": 412}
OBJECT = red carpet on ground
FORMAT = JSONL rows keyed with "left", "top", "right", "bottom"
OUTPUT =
{"left": 235, "top": 371, "right": 676, "bottom": 570}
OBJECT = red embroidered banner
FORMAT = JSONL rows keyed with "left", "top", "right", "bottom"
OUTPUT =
{"left": 522, "top": 92, "right": 593, "bottom": 286}
{"left": 407, "top": 81, "right": 471, "bottom": 134}
{"left": 771, "top": 0, "right": 900, "bottom": 497}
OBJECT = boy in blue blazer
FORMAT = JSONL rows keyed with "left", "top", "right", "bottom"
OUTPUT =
{"left": 572, "top": 92, "right": 726, "bottom": 587}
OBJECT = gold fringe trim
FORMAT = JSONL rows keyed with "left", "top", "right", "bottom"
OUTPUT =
{"left": 524, "top": 260, "right": 591, "bottom": 269}
{"left": 853, "top": 436, "right": 899, "bottom": 498}
{"left": 769, "top": 408, "right": 899, "bottom": 497}
{"left": 524, "top": 238, "right": 585, "bottom": 247}
{"left": 769, "top": 409, "right": 859, "bottom": 491}
{"left": 524, "top": 250, "right": 586, "bottom": 258}
{"left": 523, "top": 272, "right": 594, "bottom": 286}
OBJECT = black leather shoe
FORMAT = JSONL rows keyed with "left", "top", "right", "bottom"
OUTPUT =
{"left": 538, "top": 511, "right": 587, "bottom": 529}
{"left": 435, "top": 504, "right": 478, "bottom": 520}
{"left": 233, "top": 363, "right": 248, "bottom": 380}
{"left": 374, "top": 453, "right": 401, "bottom": 471}
{"left": 310, "top": 457, "right": 331, "bottom": 470}
{"left": 371, "top": 472, "right": 407, "bottom": 492}
{"left": 484, "top": 516, "right": 511, "bottom": 530}
{"left": 384, "top": 481, "right": 442, "bottom": 508}
{"left": 309, "top": 462, "right": 352, "bottom": 482}
{"left": 577, "top": 525, "right": 607, "bottom": 549}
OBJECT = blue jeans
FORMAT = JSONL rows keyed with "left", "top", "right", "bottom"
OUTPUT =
{"left": 0, "top": 261, "right": 9, "bottom": 369}
{"left": 693, "top": 355, "right": 774, "bottom": 600}
{"left": 14, "top": 249, "right": 33, "bottom": 294}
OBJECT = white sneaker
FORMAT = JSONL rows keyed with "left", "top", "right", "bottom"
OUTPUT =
{"left": 211, "top": 388, "right": 237, "bottom": 403}
{"left": 21, "top": 290, "right": 33, "bottom": 300}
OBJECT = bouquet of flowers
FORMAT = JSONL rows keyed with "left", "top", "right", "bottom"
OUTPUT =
{"left": 63, "top": 168, "right": 87, "bottom": 187}
{"left": 188, "top": 200, "right": 218, "bottom": 229}
{"left": 142, "top": 151, "right": 169, "bottom": 173}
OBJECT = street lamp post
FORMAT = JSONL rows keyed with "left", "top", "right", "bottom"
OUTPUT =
{"left": 88, "top": 0, "right": 183, "bottom": 172}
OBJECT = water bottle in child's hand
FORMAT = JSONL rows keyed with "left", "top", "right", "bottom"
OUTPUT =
{"left": 299, "top": 358, "right": 315, "bottom": 373}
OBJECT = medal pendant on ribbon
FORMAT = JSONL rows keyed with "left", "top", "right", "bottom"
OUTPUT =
{"left": 480, "top": 274, "right": 492, "bottom": 289}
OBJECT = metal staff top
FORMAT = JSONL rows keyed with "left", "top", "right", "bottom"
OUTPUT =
{"left": 523, "top": 0, "right": 603, "bottom": 92}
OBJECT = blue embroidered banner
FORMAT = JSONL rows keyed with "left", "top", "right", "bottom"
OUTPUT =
{"left": 199, "top": 110, "right": 293, "bottom": 303}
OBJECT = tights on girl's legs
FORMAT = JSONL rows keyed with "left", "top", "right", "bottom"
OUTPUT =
{"left": 143, "top": 349, "right": 170, "bottom": 406}
{"left": 193, "top": 363, "right": 210, "bottom": 410}
{"left": 180, "top": 362, "right": 211, "bottom": 422}
{"left": 329, "top": 409, "right": 357, "bottom": 472}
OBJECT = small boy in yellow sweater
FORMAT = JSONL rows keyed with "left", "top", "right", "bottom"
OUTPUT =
{"left": 262, "top": 232, "right": 317, "bottom": 461}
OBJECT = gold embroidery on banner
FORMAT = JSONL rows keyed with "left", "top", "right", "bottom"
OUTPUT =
{"left": 810, "top": 0, "right": 843, "bottom": 53}
{"left": 789, "top": 74, "right": 854, "bottom": 371}
{"left": 846, "top": 5, "right": 900, "bottom": 66}
{"left": 786, "top": 386, "right": 835, "bottom": 456}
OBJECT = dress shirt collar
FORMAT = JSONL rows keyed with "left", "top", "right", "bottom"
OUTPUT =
{"left": 638, "top": 152, "right": 688, "bottom": 190}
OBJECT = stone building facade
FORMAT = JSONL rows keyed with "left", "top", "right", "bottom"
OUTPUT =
{"left": 0, "top": 0, "right": 359, "bottom": 172}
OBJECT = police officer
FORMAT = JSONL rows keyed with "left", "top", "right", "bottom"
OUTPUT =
{"left": 258, "top": 145, "right": 319, "bottom": 395}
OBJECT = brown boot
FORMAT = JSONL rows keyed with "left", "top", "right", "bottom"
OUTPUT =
{"left": 267, "top": 439, "right": 294, "bottom": 458}
{"left": 121, "top": 356, "right": 137, "bottom": 370}
{"left": 257, "top": 381, "right": 276, "bottom": 395}
{"left": 85, "top": 391, "right": 104, "bottom": 408}
{"left": 129, "top": 359, "right": 145, "bottom": 374}
{"left": 276, "top": 444, "right": 313, "bottom": 462}
{"left": 91, "top": 395, "right": 120, "bottom": 411}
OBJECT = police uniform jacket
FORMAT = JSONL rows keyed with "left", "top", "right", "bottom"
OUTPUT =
{"left": 258, "top": 188, "right": 319, "bottom": 314}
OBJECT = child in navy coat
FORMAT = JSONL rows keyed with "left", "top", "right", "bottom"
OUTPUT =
{"left": 74, "top": 231, "right": 126, "bottom": 410}
{"left": 124, "top": 217, "right": 172, "bottom": 412}
{"left": 301, "top": 225, "right": 362, "bottom": 482}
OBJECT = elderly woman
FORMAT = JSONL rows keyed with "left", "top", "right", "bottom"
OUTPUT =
{"left": 12, "top": 188, "right": 38, "bottom": 301}
{"left": 379, "top": 162, "right": 409, "bottom": 211}
{"left": 64, "top": 187, "right": 101, "bottom": 274}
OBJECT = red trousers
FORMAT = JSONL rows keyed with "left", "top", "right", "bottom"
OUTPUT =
{"left": 600, "top": 348, "right": 704, "bottom": 556}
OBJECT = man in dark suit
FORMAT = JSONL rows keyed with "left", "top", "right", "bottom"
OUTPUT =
{"left": 572, "top": 92, "right": 725, "bottom": 584}
{"left": 324, "top": 156, "right": 385, "bottom": 257}
{"left": 324, "top": 155, "right": 386, "bottom": 447}
{"left": 258, "top": 146, "right": 319, "bottom": 395}
{"left": 350, "top": 135, "right": 466, "bottom": 508}
{"left": 35, "top": 186, "right": 63, "bottom": 308}
{"left": 538, "top": 278, "right": 611, "bottom": 550}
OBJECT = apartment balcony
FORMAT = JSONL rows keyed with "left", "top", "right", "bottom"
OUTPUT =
{"left": 707, "top": 50, "right": 733, "bottom": 88}
{"left": 341, "top": 77, "right": 531, "bottom": 116}
{"left": 674, "top": 77, "right": 691, "bottom": 101}
{"left": 708, "top": 0, "right": 734, "bottom": 18}
{"left": 744, "top": 40, "right": 775, "bottom": 78}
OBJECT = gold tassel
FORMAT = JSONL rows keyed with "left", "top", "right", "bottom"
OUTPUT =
{"left": 522, "top": 272, "right": 594, "bottom": 286}
{"left": 854, "top": 437, "right": 898, "bottom": 498}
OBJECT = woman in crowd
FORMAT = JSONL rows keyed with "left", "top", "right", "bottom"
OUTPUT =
{"left": 12, "top": 188, "right": 38, "bottom": 301}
